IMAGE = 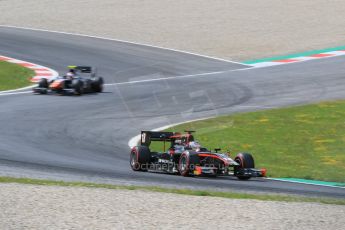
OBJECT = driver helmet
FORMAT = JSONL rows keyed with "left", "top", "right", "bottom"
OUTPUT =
{"left": 189, "top": 141, "right": 201, "bottom": 151}
{"left": 66, "top": 72, "right": 74, "bottom": 78}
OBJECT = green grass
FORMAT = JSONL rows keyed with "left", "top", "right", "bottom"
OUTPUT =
{"left": 0, "top": 61, "right": 34, "bottom": 91}
{"left": 157, "top": 100, "right": 345, "bottom": 183}
{"left": 0, "top": 176, "right": 344, "bottom": 205}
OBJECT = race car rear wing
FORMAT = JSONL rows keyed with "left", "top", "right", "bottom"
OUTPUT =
{"left": 140, "top": 131, "right": 176, "bottom": 146}
{"left": 68, "top": 66, "right": 93, "bottom": 73}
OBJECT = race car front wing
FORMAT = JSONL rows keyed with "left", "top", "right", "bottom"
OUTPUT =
{"left": 192, "top": 166, "right": 267, "bottom": 177}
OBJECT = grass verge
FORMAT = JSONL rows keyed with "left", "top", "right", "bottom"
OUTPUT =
{"left": 0, "top": 61, "right": 34, "bottom": 91}
{"left": 0, "top": 176, "right": 344, "bottom": 205}
{"left": 153, "top": 100, "right": 345, "bottom": 183}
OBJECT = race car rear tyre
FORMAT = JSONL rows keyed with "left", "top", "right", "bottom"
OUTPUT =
{"left": 178, "top": 153, "right": 191, "bottom": 176}
{"left": 130, "top": 146, "right": 151, "bottom": 171}
{"left": 38, "top": 78, "right": 48, "bottom": 88}
{"left": 91, "top": 77, "right": 104, "bottom": 93}
{"left": 234, "top": 153, "right": 255, "bottom": 180}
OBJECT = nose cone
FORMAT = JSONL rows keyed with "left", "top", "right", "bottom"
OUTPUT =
{"left": 260, "top": 168, "right": 267, "bottom": 177}
{"left": 50, "top": 80, "right": 63, "bottom": 89}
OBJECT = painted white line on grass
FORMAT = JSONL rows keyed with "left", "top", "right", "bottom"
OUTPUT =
{"left": 0, "top": 85, "right": 36, "bottom": 94}
{"left": 0, "top": 25, "right": 250, "bottom": 67}
{"left": 235, "top": 105, "right": 276, "bottom": 109}
{"left": 0, "top": 91, "right": 32, "bottom": 96}
{"left": 267, "top": 178, "right": 345, "bottom": 189}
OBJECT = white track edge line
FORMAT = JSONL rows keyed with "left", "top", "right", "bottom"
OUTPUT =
{"left": 105, "top": 67, "right": 254, "bottom": 86}
{"left": 0, "top": 25, "right": 250, "bottom": 67}
{"left": 3, "top": 25, "right": 344, "bottom": 71}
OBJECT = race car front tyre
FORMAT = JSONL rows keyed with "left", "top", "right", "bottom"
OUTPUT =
{"left": 38, "top": 78, "right": 48, "bottom": 88}
{"left": 72, "top": 80, "right": 83, "bottom": 95}
{"left": 234, "top": 153, "right": 255, "bottom": 180}
{"left": 178, "top": 153, "right": 191, "bottom": 176}
{"left": 130, "top": 146, "right": 151, "bottom": 171}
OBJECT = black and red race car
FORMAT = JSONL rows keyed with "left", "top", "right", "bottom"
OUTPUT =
{"left": 130, "top": 131, "right": 266, "bottom": 180}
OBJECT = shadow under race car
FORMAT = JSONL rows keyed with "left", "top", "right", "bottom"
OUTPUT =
{"left": 33, "top": 66, "right": 104, "bottom": 95}
{"left": 130, "top": 131, "right": 266, "bottom": 180}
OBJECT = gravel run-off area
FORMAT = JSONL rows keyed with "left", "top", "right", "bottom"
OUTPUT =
{"left": 1, "top": 0, "right": 345, "bottom": 229}
{"left": 1, "top": 0, "right": 345, "bottom": 61}
{"left": 1, "top": 184, "right": 345, "bottom": 230}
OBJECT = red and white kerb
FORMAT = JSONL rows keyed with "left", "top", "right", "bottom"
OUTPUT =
{"left": 249, "top": 50, "right": 345, "bottom": 68}
{"left": 0, "top": 55, "right": 58, "bottom": 83}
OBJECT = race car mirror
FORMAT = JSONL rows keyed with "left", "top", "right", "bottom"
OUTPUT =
{"left": 214, "top": 148, "right": 221, "bottom": 153}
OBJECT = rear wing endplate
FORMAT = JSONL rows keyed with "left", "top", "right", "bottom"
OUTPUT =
{"left": 140, "top": 131, "right": 176, "bottom": 146}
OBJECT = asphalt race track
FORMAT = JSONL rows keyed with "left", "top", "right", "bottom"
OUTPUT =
{"left": 0, "top": 27, "right": 344, "bottom": 198}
